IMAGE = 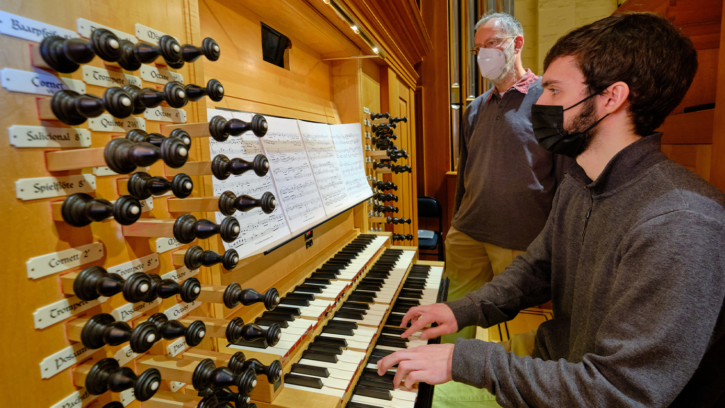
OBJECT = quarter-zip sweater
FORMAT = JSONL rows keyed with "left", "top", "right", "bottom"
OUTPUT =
{"left": 445, "top": 134, "right": 725, "bottom": 407}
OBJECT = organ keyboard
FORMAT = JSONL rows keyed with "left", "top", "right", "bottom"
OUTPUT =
{"left": 208, "top": 232, "right": 445, "bottom": 408}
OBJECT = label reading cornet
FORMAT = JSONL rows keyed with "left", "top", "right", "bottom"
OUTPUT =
{"left": 81, "top": 65, "right": 142, "bottom": 88}
{"left": 33, "top": 296, "right": 109, "bottom": 329}
{"left": 9, "top": 125, "right": 91, "bottom": 148}
{"left": 88, "top": 114, "right": 145, "bottom": 132}
{"left": 144, "top": 106, "right": 187, "bottom": 123}
{"left": 111, "top": 298, "right": 161, "bottom": 322}
{"left": 140, "top": 64, "right": 184, "bottom": 84}
{"left": 16, "top": 174, "right": 96, "bottom": 201}
{"left": 106, "top": 253, "right": 159, "bottom": 279}
{"left": 26, "top": 242, "right": 104, "bottom": 279}
{"left": 40, "top": 342, "right": 96, "bottom": 379}
{"left": 1, "top": 68, "right": 86, "bottom": 95}
{"left": 76, "top": 18, "right": 137, "bottom": 43}
{"left": 156, "top": 237, "right": 186, "bottom": 253}
{"left": 0, "top": 10, "right": 78, "bottom": 42}
{"left": 48, "top": 388, "right": 98, "bottom": 408}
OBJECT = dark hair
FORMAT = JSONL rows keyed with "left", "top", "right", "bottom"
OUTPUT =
{"left": 543, "top": 12, "right": 698, "bottom": 136}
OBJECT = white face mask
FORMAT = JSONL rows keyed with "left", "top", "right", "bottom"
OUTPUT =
{"left": 477, "top": 39, "right": 514, "bottom": 80}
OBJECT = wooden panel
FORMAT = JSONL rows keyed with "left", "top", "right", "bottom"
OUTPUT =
{"left": 661, "top": 144, "right": 713, "bottom": 181}
{"left": 672, "top": 48, "right": 719, "bottom": 115}
{"left": 658, "top": 110, "right": 714, "bottom": 144}
{"left": 711, "top": 0, "right": 725, "bottom": 190}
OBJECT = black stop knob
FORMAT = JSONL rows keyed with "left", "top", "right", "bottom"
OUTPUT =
{"left": 85, "top": 358, "right": 161, "bottom": 401}
{"left": 126, "top": 128, "right": 192, "bottom": 148}
{"left": 50, "top": 87, "right": 134, "bottom": 125}
{"left": 181, "top": 37, "right": 221, "bottom": 62}
{"left": 372, "top": 123, "right": 395, "bottom": 132}
{"left": 392, "top": 164, "right": 412, "bottom": 174}
{"left": 390, "top": 116, "right": 408, "bottom": 124}
{"left": 127, "top": 172, "right": 193, "bottom": 199}
{"left": 370, "top": 112, "right": 390, "bottom": 120}
{"left": 392, "top": 234, "right": 414, "bottom": 241}
{"left": 243, "top": 358, "right": 283, "bottom": 383}
{"left": 186, "top": 79, "right": 225, "bottom": 102}
{"left": 192, "top": 359, "right": 258, "bottom": 396}
{"left": 147, "top": 313, "right": 206, "bottom": 347}
{"left": 226, "top": 352, "right": 247, "bottom": 375}
{"left": 61, "top": 193, "right": 142, "bottom": 227}
{"left": 373, "top": 180, "right": 398, "bottom": 191}
{"left": 73, "top": 266, "right": 153, "bottom": 303}
{"left": 117, "top": 39, "right": 142, "bottom": 71}
{"left": 374, "top": 193, "right": 398, "bottom": 202}
{"left": 173, "top": 214, "right": 240, "bottom": 244}
{"left": 374, "top": 204, "right": 398, "bottom": 213}
{"left": 222, "top": 284, "right": 279, "bottom": 310}
{"left": 39, "top": 29, "right": 123, "bottom": 73}
{"left": 208, "top": 114, "right": 268, "bottom": 142}
{"left": 123, "top": 81, "right": 187, "bottom": 112}
{"left": 198, "top": 387, "right": 252, "bottom": 408}
{"left": 132, "top": 35, "right": 182, "bottom": 64}
{"left": 212, "top": 154, "right": 269, "bottom": 180}
{"left": 104, "top": 137, "right": 188, "bottom": 174}
{"left": 218, "top": 191, "right": 276, "bottom": 216}
{"left": 226, "top": 317, "right": 282, "bottom": 347}
{"left": 145, "top": 274, "right": 201, "bottom": 303}
{"left": 184, "top": 245, "right": 239, "bottom": 271}
{"left": 387, "top": 216, "right": 411, "bottom": 225}
{"left": 81, "top": 313, "right": 159, "bottom": 353}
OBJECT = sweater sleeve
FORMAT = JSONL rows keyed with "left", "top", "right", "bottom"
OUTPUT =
{"left": 449, "top": 210, "right": 725, "bottom": 408}
{"left": 445, "top": 184, "right": 559, "bottom": 329}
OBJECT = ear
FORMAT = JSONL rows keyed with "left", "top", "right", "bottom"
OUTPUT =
{"left": 602, "top": 81, "right": 629, "bottom": 114}
{"left": 514, "top": 35, "right": 524, "bottom": 54}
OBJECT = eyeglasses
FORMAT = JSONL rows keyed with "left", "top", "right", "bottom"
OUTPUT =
{"left": 470, "top": 36, "right": 514, "bottom": 56}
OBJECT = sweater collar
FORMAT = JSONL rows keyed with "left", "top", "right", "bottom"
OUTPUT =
{"left": 568, "top": 133, "right": 668, "bottom": 197}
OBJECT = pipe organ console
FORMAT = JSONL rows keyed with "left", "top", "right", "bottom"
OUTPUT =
{"left": 2, "top": 1, "right": 436, "bottom": 407}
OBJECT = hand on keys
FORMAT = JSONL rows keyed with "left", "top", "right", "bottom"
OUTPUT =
{"left": 376, "top": 343, "right": 455, "bottom": 390}
{"left": 400, "top": 303, "right": 459, "bottom": 340}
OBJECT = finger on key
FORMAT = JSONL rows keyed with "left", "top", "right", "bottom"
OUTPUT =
{"left": 401, "top": 313, "right": 435, "bottom": 339}
{"left": 393, "top": 359, "right": 422, "bottom": 390}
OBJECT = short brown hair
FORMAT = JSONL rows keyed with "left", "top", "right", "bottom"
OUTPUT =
{"left": 543, "top": 12, "right": 698, "bottom": 136}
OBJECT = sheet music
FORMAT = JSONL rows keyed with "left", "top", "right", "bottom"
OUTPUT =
{"left": 329, "top": 123, "right": 374, "bottom": 203}
{"left": 207, "top": 109, "right": 291, "bottom": 257}
{"left": 297, "top": 120, "right": 351, "bottom": 215}
{"left": 260, "top": 116, "right": 326, "bottom": 233}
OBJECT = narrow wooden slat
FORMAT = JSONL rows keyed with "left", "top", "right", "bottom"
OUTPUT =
{"left": 137, "top": 355, "right": 199, "bottom": 384}
{"left": 159, "top": 122, "right": 211, "bottom": 137}
{"left": 122, "top": 219, "right": 176, "bottom": 238}
{"left": 167, "top": 197, "right": 220, "bottom": 213}
{"left": 165, "top": 161, "right": 212, "bottom": 176}
{"left": 46, "top": 148, "right": 106, "bottom": 171}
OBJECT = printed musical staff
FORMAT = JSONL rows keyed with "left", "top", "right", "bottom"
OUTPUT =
{"left": 330, "top": 123, "right": 374, "bottom": 202}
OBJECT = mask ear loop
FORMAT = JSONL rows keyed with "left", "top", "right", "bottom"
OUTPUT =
{"left": 564, "top": 91, "right": 600, "bottom": 111}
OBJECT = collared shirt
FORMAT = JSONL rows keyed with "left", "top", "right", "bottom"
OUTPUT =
{"left": 452, "top": 70, "right": 573, "bottom": 251}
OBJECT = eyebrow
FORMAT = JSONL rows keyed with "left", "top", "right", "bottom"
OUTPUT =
{"left": 542, "top": 79, "right": 563, "bottom": 87}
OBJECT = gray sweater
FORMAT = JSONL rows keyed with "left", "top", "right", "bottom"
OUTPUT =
{"left": 446, "top": 134, "right": 725, "bottom": 407}
{"left": 453, "top": 77, "right": 572, "bottom": 251}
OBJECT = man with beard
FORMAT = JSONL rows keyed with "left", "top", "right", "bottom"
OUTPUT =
{"left": 378, "top": 12, "right": 725, "bottom": 407}
{"left": 446, "top": 12, "right": 571, "bottom": 344}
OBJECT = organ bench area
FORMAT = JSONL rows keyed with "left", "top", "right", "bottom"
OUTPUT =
{"left": 0, "top": 1, "right": 438, "bottom": 408}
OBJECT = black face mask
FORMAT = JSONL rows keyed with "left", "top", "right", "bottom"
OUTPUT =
{"left": 531, "top": 93, "right": 609, "bottom": 158}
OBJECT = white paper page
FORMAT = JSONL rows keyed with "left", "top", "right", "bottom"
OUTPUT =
{"left": 297, "top": 120, "right": 351, "bottom": 216}
{"left": 260, "top": 116, "right": 327, "bottom": 233}
{"left": 207, "top": 109, "right": 291, "bottom": 257}
{"left": 329, "top": 123, "right": 374, "bottom": 203}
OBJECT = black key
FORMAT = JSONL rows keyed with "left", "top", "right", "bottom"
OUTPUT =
{"left": 308, "top": 342, "right": 342, "bottom": 355}
{"left": 320, "top": 264, "right": 346, "bottom": 271}
{"left": 371, "top": 348, "right": 396, "bottom": 357}
{"left": 348, "top": 294, "right": 375, "bottom": 303}
{"left": 279, "top": 298, "right": 310, "bottom": 307}
{"left": 398, "top": 290, "right": 422, "bottom": 299}
{"left": 358, "top": 377, "right": 394, "bottom": 390}
{"left": 342, "top": 302, "right": 369, "bottom": 310}
{"left": 272, "top": 306, "right": 301, "bottom": 316}
{"left": 234, "top": 338, "right": 269, "bottom": 348}
{"left": 295, "top": 285, "right": 323, "bottom": 294}
{"left": 285, "top": 373, "right": 323, "bottom": 389}
{"left": 382, "top": 327, "right": 407, "bottom": 336}
{"left": 354, "top": 385, "right": 392, "bottom": 400}
{"left": 347, "top": 403, "right": 385, "bottom": 408}
{"left": 305, "top": 278, "right": 331, "bottom": 286}
{"left": 335, "top": 311, "right": 365, "bottom": 320}
{"left": 285, "top": 292, "right": 315, "bottom": 301}
{"left": 314, "top": 335, "right": 347, "bottom": 347}
{"left": 327, "top": 320, "right": 357, "bottom": 330}
{"left": 302, "top": 350, "right": 338, "bottom": 363}
{"left": 334, "top": 254, "right": 357, "bottom": 260}
{"left": 357, "top": 284, "right": 382, "bottom": 291}
{"left": 322, "top": 326, "right": 354, "bottom": 336}
{"left": 362, "top": 368, "right": 395, "bottom": 383}
{"left": 352, "top": 290, "right": 377, "bottom": 299}
{"left": 392, "top": 305, "right": 415, "bottom": 314}
{"left": 291, "top": 363, "right": 329, "bottom": 378}
{"left": 254, "top": 318, "right": 289, "bottom": 328}
{"left": 261, "top": 312, "right": 294, "bottom": 322}
{"left": 376, "top": 337, "right": 407, "bottom": 348}
{"left": 311, "top": 272, "right": 338, "bottom": 280}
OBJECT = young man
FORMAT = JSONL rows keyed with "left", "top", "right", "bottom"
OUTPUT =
{"left": 378, "top": 12, "right": 725, "bottom": 407}
{"left": 446, "top": 11, "right": 570, "bottom": 342}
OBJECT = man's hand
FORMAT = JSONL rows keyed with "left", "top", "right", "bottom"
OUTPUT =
{"left": 377, "top": 344, "right": 455, "bottom": 390}
{"left": 400, "top": 303, "right": 459, "bottom": 340}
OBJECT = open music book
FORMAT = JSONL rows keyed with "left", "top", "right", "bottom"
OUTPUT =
{"left": 208, "top": 108, "right": 373, "bottom": 259}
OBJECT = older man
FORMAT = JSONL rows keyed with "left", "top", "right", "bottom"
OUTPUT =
{"left": 446, "top": 12, "right": 570, "bottom": 343}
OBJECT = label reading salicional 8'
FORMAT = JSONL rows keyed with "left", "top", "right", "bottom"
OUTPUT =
{"left": 9, "top": 125, "right": 91, "bottom": 148}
